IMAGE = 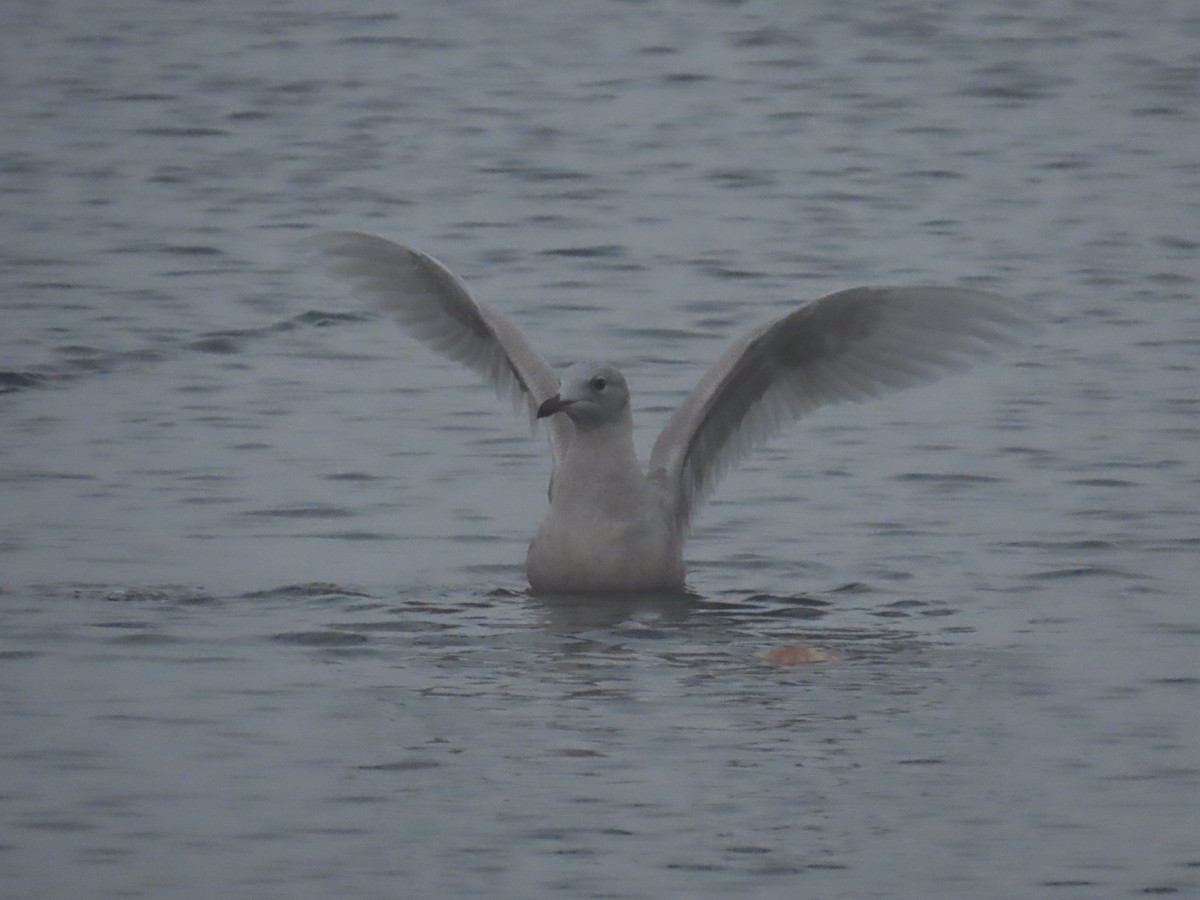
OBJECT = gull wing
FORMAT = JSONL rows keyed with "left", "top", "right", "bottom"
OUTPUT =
{"left": 318, "top": 232, "right": 571, "bottom": 465}
{"left": 648, "top": 286, "right": 1037, "bottom": 531}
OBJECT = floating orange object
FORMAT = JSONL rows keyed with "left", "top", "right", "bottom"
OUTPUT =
{"left": 762, "top": 645, "right": 838, "bottom": 665}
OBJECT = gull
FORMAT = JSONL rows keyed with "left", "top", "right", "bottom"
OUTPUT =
{"left": 319, "top": 232, "right": 1034, "bottom": 594}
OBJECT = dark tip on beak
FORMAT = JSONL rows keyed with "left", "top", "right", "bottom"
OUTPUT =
{"left": 537, "top": 395, "right": 573, "bottom": 419}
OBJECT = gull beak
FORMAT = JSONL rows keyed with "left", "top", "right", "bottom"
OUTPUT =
{"left": 537, "top": 394, "right": 575, "bottom": 419}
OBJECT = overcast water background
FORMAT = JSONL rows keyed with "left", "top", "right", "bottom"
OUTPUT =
{"left": 2, "top": 0, "right": 1198, "bottom": 897}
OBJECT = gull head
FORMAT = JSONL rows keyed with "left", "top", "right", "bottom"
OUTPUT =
{"left": 537, "top": 362, "right": 630, "bottom": 429}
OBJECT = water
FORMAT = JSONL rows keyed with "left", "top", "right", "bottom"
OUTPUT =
{"left": 2, "top": 0, "right": 1198, "bottom": 897}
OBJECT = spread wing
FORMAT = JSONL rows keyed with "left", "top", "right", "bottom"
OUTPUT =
{"left": 318, "top": 232, "right": 571, "bottom": 465}
{"left": 648, "top": 286, "right": 1037, "bottom": 531}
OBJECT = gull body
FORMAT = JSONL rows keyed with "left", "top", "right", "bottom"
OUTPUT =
{"left": 526, "top": 363, "right": 683, "bottom": 592}
{"left": 319, "top": 232, "right": 1035, "bottom": 594}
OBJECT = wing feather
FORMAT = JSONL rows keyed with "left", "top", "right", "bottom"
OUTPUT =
{"left": 649, "top": 286, "right": 1037, "bottom": 530}
{"left": 318, "top": 232, "right": 571, "bottom": 463}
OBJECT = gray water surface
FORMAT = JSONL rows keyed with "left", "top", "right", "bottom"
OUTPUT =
{"left": 2, "top": 1, "right": 1198, "bottom": 897}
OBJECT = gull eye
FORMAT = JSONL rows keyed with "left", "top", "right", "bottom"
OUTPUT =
{"left": 590, "top": 376, "right": 607, "bottom": 391}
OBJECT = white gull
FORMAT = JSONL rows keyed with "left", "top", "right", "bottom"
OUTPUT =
{"left": 319, "top": 232, "right": 1034, "bottom": 594}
